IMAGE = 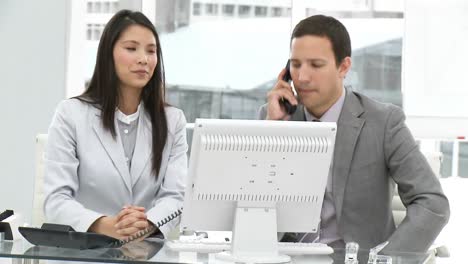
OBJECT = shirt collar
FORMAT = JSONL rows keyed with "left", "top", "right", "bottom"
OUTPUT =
{"left": 116, "top": 103, "right": 142, "bottom": 125}
{"left": 304, "top": 86, "right": 346, "bottom": 123}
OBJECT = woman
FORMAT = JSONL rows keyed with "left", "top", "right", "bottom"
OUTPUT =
{"left": 44, "top": 10, "right": 187, "bottom": 240}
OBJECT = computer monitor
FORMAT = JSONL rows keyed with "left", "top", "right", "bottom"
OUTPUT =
{"left": 180, "top": 119, "right": 336, "bottom": 263}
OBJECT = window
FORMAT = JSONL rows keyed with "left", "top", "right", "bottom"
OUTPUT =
{"left": 222, "top": 4, "right": 235, "bottom": 16}
{"left": 255, "top": 6, "right": 267, "bottom": 17}
{"left": 159, "top": 3, "right": 291, "bottom": 123}
{"left": 112, "top": 2, "right": 119, "bottom": 13}
{"left": 238, "top": 5, "right": 251, "bottom": 17}
{"left": 103, "top": 2, "right": 110, "bottom": 13}
{"left": 272, "top": 7, "right": 283, "bottom": 17}
{"left": 178, "top": 0, "right": 189, "bottom": 13}
{"left": 351, "top": 38, "right": 403, "bottom": 106}
{"left": 95, "top": 2, "right": 102, "bottom": 13}
{"left": 206, "top": 3, "right": 218, "bottom": 15}
{"left": 87, "top": 2, "right": 93, "bottom": 13}
{"left": 93, "top": 25, "right": 100, "bottom": 41}
{"left": 193, "top": 2, "right": 201, "bottom": 16}
{"left": 80, "top": 0, "right": 406, "bottom": 123}
{"left": 86, "top": 24, "right": 92, "bottom": 40}
{"left": 88, "top": 23, "right": 105, "bottom": 41}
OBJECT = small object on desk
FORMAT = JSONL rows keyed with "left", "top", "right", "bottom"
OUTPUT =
{"left": 179, "top": 231, "right": 209, "bottom": 241}
{"left": 345, "top": 241, "right": 359, "bottom": 264}
{"left": 181, "top": 230, "right": 195, "bottom": 236}
{"left": 195, "top": 231, "right": 208, "bottom": 239}
{"left": 0, "top": 210, "right": 14, "bottom": 221}
{"left": 368, "top": 241, "right": 392, "bottom": 264}
{"left": 0, "top": 209, "right": 22, "bottom": 241}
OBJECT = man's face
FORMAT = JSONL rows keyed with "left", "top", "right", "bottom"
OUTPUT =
{"left": 290, "top": 35, "right": 350, "bottom": 116}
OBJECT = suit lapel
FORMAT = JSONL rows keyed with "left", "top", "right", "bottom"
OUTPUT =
{"left": 92, "top": 112, "right": 133, "bottom": 194}
{"left": 130, "top": 110, "right": 152, "bottom": 186}
{"left": 292, "top": 90, "right": 365, "bottom": 221}
{"left": 332, "top": 89, "right": 365, "bottom": 221}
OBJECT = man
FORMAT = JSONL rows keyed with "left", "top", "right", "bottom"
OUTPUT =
{"left": 258, "top": 15, "right": 449, "bottom": 252}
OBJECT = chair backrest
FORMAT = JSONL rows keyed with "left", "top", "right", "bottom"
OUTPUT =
{"left": 33, "top": 134, "right": 48, "bottom": 227}
{"left": 392, "top": 151, "right": 443, "bottom": 226}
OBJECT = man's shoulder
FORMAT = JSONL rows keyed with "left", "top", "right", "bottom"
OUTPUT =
{"left": 350, "top": 90, "right": 402, "bottom": 121}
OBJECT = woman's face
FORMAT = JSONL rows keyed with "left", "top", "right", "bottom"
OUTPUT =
{"left": 113, "top": 24, "right": 157, "bottom": 92}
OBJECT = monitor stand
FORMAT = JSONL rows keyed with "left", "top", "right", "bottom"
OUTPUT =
{"left": 215, "top": 202, "right": 291, "bottom": 263}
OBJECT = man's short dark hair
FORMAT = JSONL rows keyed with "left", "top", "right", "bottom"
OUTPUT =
{"left": 291, "top": 15, "right": 351, "bottom": 66}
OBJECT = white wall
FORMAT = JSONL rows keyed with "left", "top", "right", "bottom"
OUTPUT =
{"left": 404, "top": 0, "right": 468, "bottom": 118}
{"left": 374, "top": 0, "right": 404, "bottom": 12}
{"left": 403, "top": 0, "right": 468, "bottom": 138}
{"left": 0, "top": 0, "right": 67, "bottom": 223}
{"left": 406, "top": 116, "right": 468, "bottom": 140}
{"left": 66, "top": 1, "right": 86, "bottom": 98}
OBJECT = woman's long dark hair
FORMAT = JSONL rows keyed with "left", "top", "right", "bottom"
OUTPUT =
{"left": 77, "top": 10, "right": 168, "bottom": 178}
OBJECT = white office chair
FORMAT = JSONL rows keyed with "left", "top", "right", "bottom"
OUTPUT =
{"left": 32, "top": 134, "right": 48, "bottom": 227}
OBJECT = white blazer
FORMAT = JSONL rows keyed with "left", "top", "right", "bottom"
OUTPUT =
{"left": 43, "top": 99, "right": 188, "bottom": 237}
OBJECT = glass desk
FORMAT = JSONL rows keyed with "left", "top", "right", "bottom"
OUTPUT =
{"left": 0, "top": 238, "right": 438, "bottom": 264}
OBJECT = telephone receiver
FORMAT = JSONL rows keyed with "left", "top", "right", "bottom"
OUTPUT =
{"left": 280, "top": 60, "right": 297, "bottom": 115}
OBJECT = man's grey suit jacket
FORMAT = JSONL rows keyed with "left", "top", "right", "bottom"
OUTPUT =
{"left": 258, "top": 88, "right": 450, "bottom": 252}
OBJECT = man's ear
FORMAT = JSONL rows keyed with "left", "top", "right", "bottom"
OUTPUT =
{"left": 338, "top": 57, "right": 352, "bottom": 78}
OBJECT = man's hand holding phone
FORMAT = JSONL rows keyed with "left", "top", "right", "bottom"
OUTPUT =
{"left": 266, "top": 61, "right": 298, "bottom": 120}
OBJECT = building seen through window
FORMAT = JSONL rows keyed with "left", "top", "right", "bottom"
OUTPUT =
{"left": 80, "top": 0, "right": 468, "bottom": 179}
{"left": 83, "top": 0, "right": 404, "bottom": 123}
{"left": 222, "top": 4, "right": 235, "bottom": 16}
{"left": 255, "top": 6, "right": 268, "bottom": 17}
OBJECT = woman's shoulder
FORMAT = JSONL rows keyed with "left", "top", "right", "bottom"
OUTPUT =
{"left": 56, "top": 98, "right": 97, "bottom": 112}
{"left": 164, "top": 106, "right": 187, "bottom": 135}
{"left": 54, "top": 98, "right": 100, "bottom": 120}
{"left": 164, "top": 105, "right": 185, "bottom": 119}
